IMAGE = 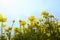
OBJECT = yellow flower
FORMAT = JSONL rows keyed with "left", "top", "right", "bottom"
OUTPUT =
{"left": 19, "top": 20, "right": 26, "bottom": 26}
{"left": 4, "top": 28, "right": 9, "bottom": 32}
{"left": 33, "top": 22, "right": 38, "bottom": 27}
{"left": 43, "top": 15, "right": 49, "bottom": 18}
{"left": 2, "top": 23, "right": 6, "bottom": 27}
{"left": 33, "top": 19, "right": 37, "bottom": 22}
{"left": 0, "top": 14, "right": 7, "bottom": 22}
{"left": 0, "top": 14, "right": 3, "bottom": 17}
{"left": 14, "top": 27, "right": 20, "bottom": 32}
{"left": 41, "top": 11, "right": 49, "bottom": 18}
{"left": 41, "top": 11, "right": 49, "bottom": 16}
{"left": 28, "top": 16, "right": 35, "bottom": 21}
{"left": 2, "top": 17, "right": 7, "bottom": 22}
{"left": 8, "top": 26, "right": 12, "bottom": 30}
{"left": 0, "top": 14, "right": 3, "bottom": 22}
{"left": 38, "top": 18, "right": 43, "bottom": 22}
{"left": 32, "top": 19, "right": 38, "bottom": 27}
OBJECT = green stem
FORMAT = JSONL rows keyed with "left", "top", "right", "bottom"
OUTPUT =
{"left": 1, "top": 22, "right": 3, "bottom": 40}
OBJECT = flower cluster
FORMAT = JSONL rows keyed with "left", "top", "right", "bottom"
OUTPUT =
{"left": 0, "top": 11, "right": 60, "bottom": 40}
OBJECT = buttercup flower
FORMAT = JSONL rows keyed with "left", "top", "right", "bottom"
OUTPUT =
{"left": 33, "top": 21, "right": 38, "bottom": 27}
{"left": 38, "top": 18, "right": 43, "bottom": 22}
{"left": 41, "top": 11, "right": 49, "bottom": 18}
{"left": 43, "top": 15, "right": 49, "bottom": 18}
{"left": 14, "top": 27, "right": 20, "bottom": 32}
{"left": 28, "top": 16, "right": 35, "bottom": 21}
{"left": 19, "top": 20, "right": 26, "bottom": 26}
{"left": 2, "top": 17, "right": 7, "bottom": 22}
{"left": 0, "top": 14, "right": 3, "bottom": 22}
{"left": 0, "top": 11, "right": 60, "bottom": 40}
{"left": 41, "top": 11, "right": 49, "bottom": 16}
{"left": 0, "top": 14, "right": 7, "bottom": 22}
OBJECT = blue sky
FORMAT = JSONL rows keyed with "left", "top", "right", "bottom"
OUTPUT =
{"left": 0, "top": 0, "right": 60, "bottom": 26}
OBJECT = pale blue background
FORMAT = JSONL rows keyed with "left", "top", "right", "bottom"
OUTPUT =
{"left": 0, "top": 0, "right": 60, "bottom": 27}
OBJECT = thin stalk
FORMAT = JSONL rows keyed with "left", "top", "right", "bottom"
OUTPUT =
{"left": 1, "top": 22, "right": 3, "bottom": 40}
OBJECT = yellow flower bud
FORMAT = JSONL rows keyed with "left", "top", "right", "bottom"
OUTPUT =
{"left": 8, "top": 26, "right": 12, "bottom": 30}
{"left": 0, "top": 14, "right": 3, "bottom": 22}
